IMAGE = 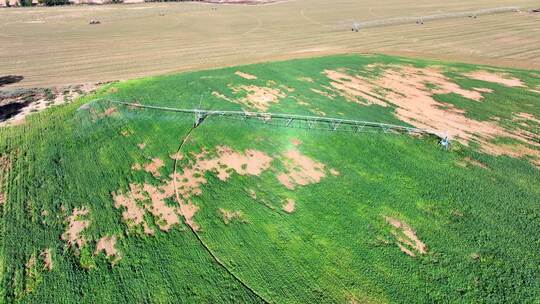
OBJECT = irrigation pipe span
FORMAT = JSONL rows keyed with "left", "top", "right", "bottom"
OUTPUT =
{"left": 101, "top": 99, "right": 448, "bottom": 141}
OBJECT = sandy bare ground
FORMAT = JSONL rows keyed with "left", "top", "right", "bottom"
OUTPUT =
{"left": 277, "top": 149, "right": 327, "bottom": 190}
{"left": 385, "top": 216, "right": 427, "bottom": 257}
{"left": 61, "top": 207, "right": 91, "bottom": 249}
{"left": 95, "top": 235, "right": 121, "bottom": 262}
{"left": 114, "top": 144, "right": 336, "bottom": 232}
{"left": 464, "top": 70, "right": 525, "bottom": 87}
{"left": 219, "top": 208, "right": 244, "bottom": 224}
{"left": 282, "top": 198, "right": 295, "bottom": 213}
{"left": 114, "top": 145, "right": 273, "bottom": 232}
{"left": 0, "top": 154, "right": 11, "bottom": 205}
{"left": 322, "top": 65, "right": 540, "bottom": 165}
{"left": 0, "top": 83, "right": 98, "bottom": 126}
{"left": 235, "top": 71, "right": 258, "bottom": 80}
{"left": 112, "top": 183, "right": 154, "bottom": 234}
{"left": 40, "top": 248, "right": 53, "bottom": 271}
{"left": 1, "top": 0, "right": 539, "bottom": 88}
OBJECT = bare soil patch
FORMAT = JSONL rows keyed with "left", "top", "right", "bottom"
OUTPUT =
{"left": 169, "top": 152, "right": 183, "bottom": 160}
{"left": 112, "top": 183, "right": 154, "bottom": 234}
{"left": 235, "top": 71, "right": 258, "bottom": 80}
{"left": 0, "top": 154, "right": 11, "bottom": 205}
{"left": 95, "top": 235, "right": 121, "bottom": 263}
{"left": 248, "top": 188, "right": 257, "bottom": 199}
{"left": 219, "top": 208, "right": 245, "bottom": 224}
{"left": 322, "top": 65, "right": 540, "bottom": 163}
{"left": 102, "top": 107, "right": 117, "bottom": 117}
{"left": 61, "top": 207, "right": 90, "bottom": 249}
{"left": 144, "top": 158, "right": 164, "bottom": 177}
{"left": 514, "top": 112, "right": 540, "bottom": 125}
{"left": 311, "top": 88, "right": 336, "bottom": 100}
{"left": 282, "top": 198, "right": 295, "bottom": 213}
{"left": 298, "top": 77, "right": 314, "bottom": 83}
{"left": 142, "top": 183, "right": 180, "bottom": 231}
{"left": 464, "top": 70, "right": 525, "bottom": 87}
{"left": 0, "top": 84, "right": 97, "bottom": 126}
{"left": 456, "top": 157, "right": 488, "bottom": 169}
{"left": 330, "top": 168, "right": 340, "bottom": 176}
{"left": 228, "top": 85, "right": 286, "bottom": 111}
{"left": 40, "top": 249, "right": 53, "bottom": 271}
{"left": 277, "top": 149, "right": 326, "bottom": 189}
{"left": 473, "top": 87, "right": 494, "bottom": 93}
{"left": 385, "top": 216, "right": 427, "bottom": 257}
{"left": 290, "top": 138, "right": 301, "bottom": 146}
{"left": 114, "top": 146, "right": 272, "bottom": 232}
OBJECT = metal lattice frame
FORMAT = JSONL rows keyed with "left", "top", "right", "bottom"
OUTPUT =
{"left": 107, "top": 100, "right": 447, "bottom": 140}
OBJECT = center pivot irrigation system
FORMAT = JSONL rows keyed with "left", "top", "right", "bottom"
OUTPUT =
{"left": 102, "top": 99, "right": 450, "bottom": 149}
{"left": 350, "top": 6, "right": 519, "bottom": 31}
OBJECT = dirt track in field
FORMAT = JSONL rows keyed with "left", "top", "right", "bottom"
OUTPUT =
{"left": 1, "top": 0, "right": 539, "bottom": 88}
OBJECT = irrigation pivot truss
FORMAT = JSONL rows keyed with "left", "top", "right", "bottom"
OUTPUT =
{"left": 105, "top": 99, "right": 447, "bottom": 142}
{"left": 346, "top": 6, "right": 519, "bottom": 31}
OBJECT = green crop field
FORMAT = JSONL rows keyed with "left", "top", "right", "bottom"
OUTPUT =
{"left": 0, "top": 54, "right": 539, "bottom": 303}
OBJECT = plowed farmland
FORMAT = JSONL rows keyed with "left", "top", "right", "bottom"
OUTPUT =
{"left": 1, "top": 0, "right": 540, "bottom": 87}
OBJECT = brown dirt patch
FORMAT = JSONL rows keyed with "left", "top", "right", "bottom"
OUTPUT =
{"left": 456, "top": 157, "right": 488, "bottom": 169}
{"left": 212, "top": 91, "right": 233, "bottom": 103}
{"left": 26, "top": 254, "right": 36, "bottom": 273}
{"left": 112, "top": 183, "right": 153, "bottom": 234}
{"left": 290, "top": 138, "right": 301, "bottom": 146}
{"left": 142, "top": 183, "right": 180, "bottom": 231}
{"left": 322, "top": 65, "right": 540, "bottom": 163}
{"left": 137, "top": 143, "right": 146, "bottom": 149}
{"left": 114, "top": 146, "right": 272, "bottom": 233}
{"left": 229, "top": 85, "right": 286, "bottom": 111}
{"left": 95, "top": 235, "right": 121, "bottom": 263}
{"left": 61, "top": 207, "right": 90, "bottom": 249}
{"left": 514, "top": 112, "right": 540, "bottom": 125}
{"left": 248, "top": 189, "right": 257, "bottom": 199}
{"left": 464, "top": 70, "right": 525, "bottom": 87}
{"left": 298, "top": 77, "right": 314, "bottom": 83}
{"left": 235, "top": 71, "right": 257, "bottom": 80}
{"left": 144, "top": 158, "right": 164, "bottom": 177}
{"left": 169, "top": 152, "right": 183, "bottom": 161}
{"left": 282, "top": 198, "right": 295, "bottom": 213}
{"left": 280, "top": 85, "right": 295, "bottom": 93}
{"left": 330, "top": 168, "right": 340, "bottom": 176}
{"left": 473, "top": 87, "right": 494, "bottom": 93}
{"left": 40, "top": 249, "right": 53, "bottom": 271}
{"left": 0, "top": 84, "right": 98, "bottom": 126}
{"left": 131, "top": 163, "right": 142, "bottom": 170}
{"left": 194, "top": 146, "right": 273, "bottom": 181}
{"left": 277, "top": 149, "right": 326, "bottom": 190}
{"left": 219, "top": 208, "right": 245, "bottom": 224}
{"left": 385, "top": 216, "right": 427, "bottom": 257}
{"left": 103, "top": 107, "right": 117, "bottom": 117}
{"left": 179, "top": 203, "right": 199, "bottom": 230}
{"left": 120, "top": 130, "right": 132, "bottom": 137}
{"left": 0, "top": 154, "right": 11, "bottom": 205}
{"left": 311, "top": 88, "right": 336, "bottom": 100}
{"left": 483, "top": 143, "right": 540, "bottom": 168}
{"left": 324, "top": 70, "right": 389, "bottom": 107}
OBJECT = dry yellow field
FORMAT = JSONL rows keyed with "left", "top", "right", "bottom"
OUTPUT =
{"left": 1, "top": 0, "right": 539, "bottom": 87}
